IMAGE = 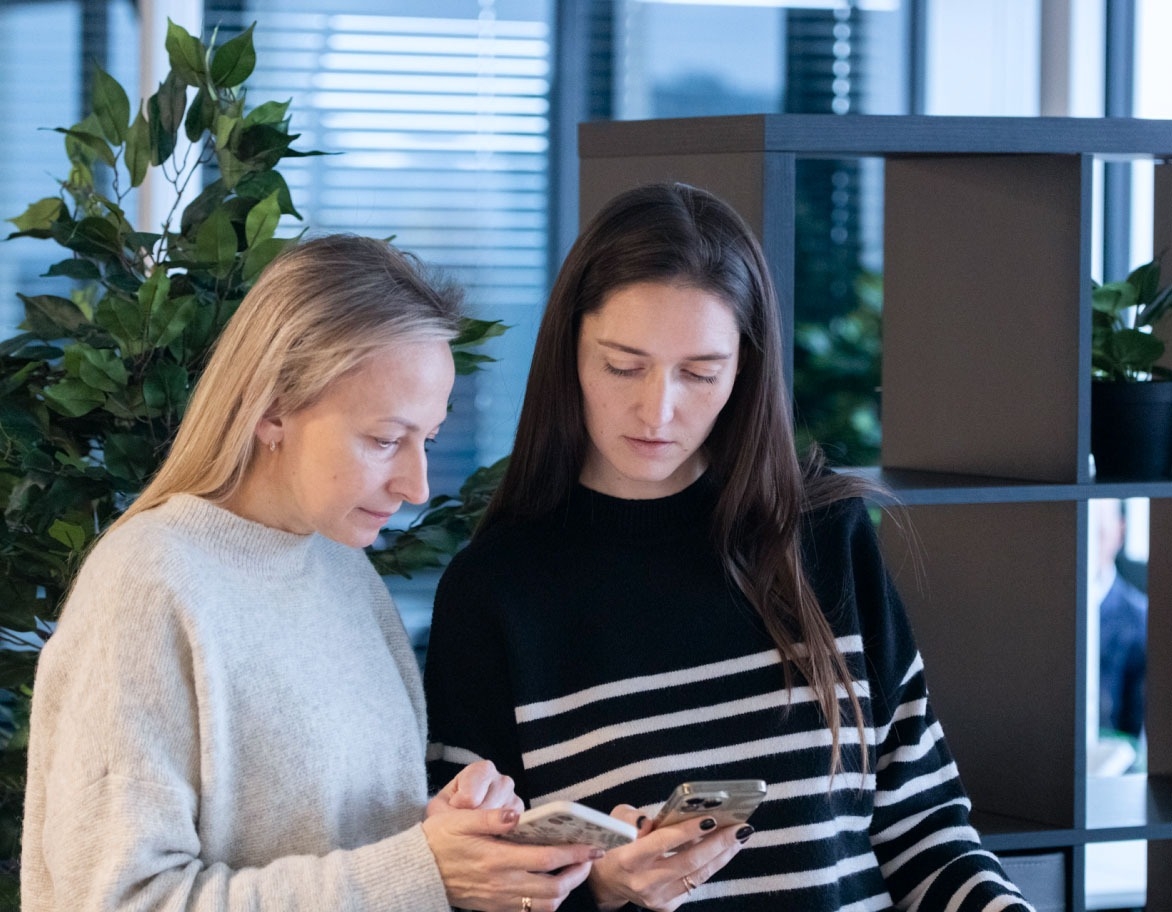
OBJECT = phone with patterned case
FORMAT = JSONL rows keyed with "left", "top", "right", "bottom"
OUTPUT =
{"left": 499, "top": 800, "right": 637, "bottom": 851}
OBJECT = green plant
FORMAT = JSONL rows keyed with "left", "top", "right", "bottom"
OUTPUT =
{"left": 793, "top": 270, "right": 882, "bottom": 466}
{"left": 0, "top": 22, "right": 504, "bottom": 904}
{"left": 1092, "top": 257, "right": 1172, "bottom": 382}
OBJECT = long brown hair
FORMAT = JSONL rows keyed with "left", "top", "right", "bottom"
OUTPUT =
{"left": 483, "top": 182, "right": 879, "bottom": 773}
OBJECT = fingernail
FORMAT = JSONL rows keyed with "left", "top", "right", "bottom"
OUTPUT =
{"left": 735, "top": 825, "right": 755, "bottom": 842}
{"left": 700, "top": 817, "right": 717, "bottom": 831}
{"left": 500, "top": 809, "right": 518, "bottom": 824}
{"left": 590, "top": 848, "right": 605, "bottom": 859}
{"left": 636, "top": 815, "right": 648, "bottom": 830}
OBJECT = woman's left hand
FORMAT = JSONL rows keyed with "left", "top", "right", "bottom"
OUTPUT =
{"left": 428, "top": 759, "right": 525, "bottom": 816}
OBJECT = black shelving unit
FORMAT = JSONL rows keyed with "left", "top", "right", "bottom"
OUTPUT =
{"left": 578, "top": 113, "right": 1172, "bottom": 912}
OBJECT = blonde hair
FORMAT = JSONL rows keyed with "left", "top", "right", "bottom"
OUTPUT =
{"left": 114, "top": 234, "right": 462, "bottom": 530}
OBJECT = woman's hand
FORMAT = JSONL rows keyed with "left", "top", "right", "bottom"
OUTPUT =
{"left": 428, "top": 759, "right": 524, "bottom": 816}
{"left": 586, "top": 805, "right": 752, "bottom": 912}
{"left": 421, "top": 806, "right": 602, "bottom": 912}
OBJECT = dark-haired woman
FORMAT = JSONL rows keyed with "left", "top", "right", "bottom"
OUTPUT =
{"left": 425, "top": 184, "right": 1034, "bottom": 912}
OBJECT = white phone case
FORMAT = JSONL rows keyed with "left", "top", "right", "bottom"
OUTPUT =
{"left": 499, "top": 800, "right": 637, "bottom": 850}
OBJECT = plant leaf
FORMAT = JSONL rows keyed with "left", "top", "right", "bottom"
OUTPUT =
{"left": 16, "top": 294, "right": 87, "bottom": 338}
{"left": 235, "top": 170, "right": 300, "bottom": 218}
{"left": 64, "top": 344, "right": 129, "bottom": 393}
{"left": 452, "top": 318, "right": 509, "bottom": 347}
{"left": 91, "top": 65, "right": 130, "bottom": 145}
{"left": 46, "top": 520, "right": 86, "bottom": 552}
{"left": 141, "top": 360, "right": 189, "bottom": 417}
{"left": 42, "top": 258, "right": 101, "bottom": 281}
{"left": 53, "top": 127, "right": 116, "bottom": 168}
{"left": 42, "top": 379, "right": 106, "bottom": 417}
{"left": 50, "top": 216, "right": 123, "bottom": 257}
{"left": 179, "top": 179, "right": 228, "bottom": 236}
{"left": 94, "top": 294, "right": 147, "bottom": 356}
{"left": 244, "top": 191, "right": 281, "bottom": 246}
{"left": 125, "top": 106, "right": 151, "bottom": 188}
{"left": 102, "top": 432, "right": 158, "bottom": 485}
{"left": 242, "top": 237, "right": 290, "bottom": 284}
{"left": 147, "top": 293, "right": 198, "bottom": 350}
{"left": 244, "top": 99, "right": 291, "bottom": 127}
{"left": 234, "top": 123, "right": 295, "bottom": 169}
{"left": 210, "top": 23, "right": 257, "bottom": 88}
{"left": 148, "top": 70, "right": 187, "bottom": 166}
{"left": 184, "top": 88, "right": 215, "bottom": 142}
{"left": 8, "top": 198, "right": 65, "bottom": 234}
{"left": 195, "top": 209, "right": 238, "bottom": 277}
{"left": 165, "top": 19, "right": 208, "bottom": 87}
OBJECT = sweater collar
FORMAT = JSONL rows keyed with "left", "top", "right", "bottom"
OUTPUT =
{"left": 563, "top": 472, "right": 719, "bottom": 541}
{"left": 158, "top": 493, "right": 319, "bottom": 576}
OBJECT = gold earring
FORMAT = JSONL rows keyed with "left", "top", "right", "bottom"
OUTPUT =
{"left": 268, "top": 440, "right": 277, "bottom": 453}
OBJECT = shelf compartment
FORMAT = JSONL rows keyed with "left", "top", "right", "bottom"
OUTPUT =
{"left": 880, "top": 501, "right": 1084, "bottom": 829}
{"left": 882, "top": 153, "right": 1089, "bottom": 484}
{"left": 1085, "top": 775, "right": 1172, "bottom": 839}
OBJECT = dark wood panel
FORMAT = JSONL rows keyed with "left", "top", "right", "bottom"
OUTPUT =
{"left": 882, "top": 154, "right": 1088, "bottom": 482}
{"left": 881, "top": 502, "right": 1081, "bottom": 828}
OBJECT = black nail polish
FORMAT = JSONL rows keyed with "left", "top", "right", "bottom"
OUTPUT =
{"left": 636, "top": 815, "right": 647, "bottom": 829}
{"left": 735, "top": 825, "right": 755, "bottom": 842}
{"left": 700, "top": 817, "right": 717, "bottom": 831}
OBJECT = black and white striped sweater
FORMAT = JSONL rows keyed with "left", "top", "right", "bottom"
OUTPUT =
{"left": 424, "top": 475, "right": 1034, "bottom": 912}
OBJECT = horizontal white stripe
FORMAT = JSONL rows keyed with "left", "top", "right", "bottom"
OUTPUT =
{"left": 426, "top": 742, "right": 484, "bottom": 768}
{"left": 904, "top": 850, "right": 1024, "bottom": 912}
{"left": 523, "top": 679, "right": 873, "bottom": 769}
{"left": 515, "top": 635, "right": 865, "bottom": 723}
{"left": 874, "top": 760, "right": 960, "bottom": 808}
{"left": 876, "top": 719, "right": 944, "bottom": 771}
{"left": 881, "top": 825, "right": 981, "bottom": 881}
{"left": 738, "top": 813, "right": 872, "bottom": 848}
{"left": 840, "top": 894, "right": 898, "bottom": 912}
{"left": 871, "top": 796, "right": 970, "bottom": 846}
{"left": 944, "top": 865, "right": 1028, "bottom": 912}
{"left": 534, "top": 727, "right": 866, "bottom": 804}
{"left": 873, "top": 652, "right": 925, "bottom": 746}
{"left": 696, "top": 844, "right": 879, "bottom": 897}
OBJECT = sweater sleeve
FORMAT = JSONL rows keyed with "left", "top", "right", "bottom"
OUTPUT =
{"left": 22, "top": 536, "right": 452, "bottom": 912}
{"left": 424, "top": 539, "right": 529, "bottom": 798}
{"left": 837, "top": 503, "right": 1035, "bottom": 912}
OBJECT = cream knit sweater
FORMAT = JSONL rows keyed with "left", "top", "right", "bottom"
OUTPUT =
{"left": 22, "top": 494, "right": 452, "bottom": 911}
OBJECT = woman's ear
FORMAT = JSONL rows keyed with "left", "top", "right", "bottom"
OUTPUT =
{"left": 255, "top": 408, "right": 284, "bottom": 451}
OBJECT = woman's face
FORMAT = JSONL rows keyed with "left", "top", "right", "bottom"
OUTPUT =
{"left": 576, "top": 280, "right": 741, "bottom": 500}
{"left": 252, "top": 339, "right": 455, "bottom": 548}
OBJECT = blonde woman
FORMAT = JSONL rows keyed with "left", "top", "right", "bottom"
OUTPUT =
{"left": 22, "top": 235, "right": 599, "bottom": 912}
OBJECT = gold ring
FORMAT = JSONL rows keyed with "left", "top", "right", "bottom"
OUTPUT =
{"left": 521, "top": 897, "right": 532, "bottom": 912}
{"left": 683, "top": 875, "right": 697, "bottom": 894}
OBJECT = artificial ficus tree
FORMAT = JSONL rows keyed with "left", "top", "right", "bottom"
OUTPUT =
{"left": 0, "top": 21, "right": 505, "bottom": 903}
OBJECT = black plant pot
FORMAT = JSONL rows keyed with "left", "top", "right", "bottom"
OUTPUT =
{"left": 1091, "top": 379, "right": 1172, "bottom": 480}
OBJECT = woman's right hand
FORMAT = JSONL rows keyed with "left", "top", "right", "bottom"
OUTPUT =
{"left": 586, "top": 806, "right": 751, "bottom": 912}
{"left": 421, "top": 806, "right": 602, "bottom": 912}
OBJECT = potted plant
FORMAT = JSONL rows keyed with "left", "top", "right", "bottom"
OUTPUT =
{"left": 1091, "top": 257, "right": 1172, "bottom": 479}
{"left": 0, "top": 21, "right": 503, "bottom": 904}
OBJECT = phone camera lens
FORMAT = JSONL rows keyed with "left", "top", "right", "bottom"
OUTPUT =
{"left": 684, "top": 797, "right": 704, "bottom": 807}
{"left": 702, "top": 798, "right": 723, "bottom": 809}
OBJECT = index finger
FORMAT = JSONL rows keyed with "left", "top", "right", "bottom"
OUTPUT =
{"left": 631, "top": 815, "right": 721, "bottom": 854}
{"left": 495, "top": 838, "right": 605, "bottom": 873}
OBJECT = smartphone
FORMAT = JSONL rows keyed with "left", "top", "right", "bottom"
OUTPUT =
{"left": 652, "top": 779, "right": 767, "bottom": 829}
{"left": 498, "top": 800, "right": 637, "bottom": 851}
